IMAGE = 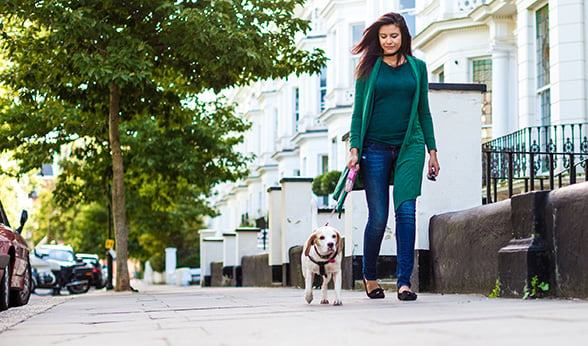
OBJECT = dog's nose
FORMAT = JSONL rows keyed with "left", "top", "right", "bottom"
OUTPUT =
{"left": 327, "top": 242, "right": 334, "bottom": 248}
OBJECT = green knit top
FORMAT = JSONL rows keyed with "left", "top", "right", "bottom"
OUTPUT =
{"left": 365, "top": 62, "right": 416, "bottom": 146}
{"left": 334, "top": 56, "right": 438, "bottom": 212}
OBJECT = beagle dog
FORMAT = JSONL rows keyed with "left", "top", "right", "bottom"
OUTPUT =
{"left": 301, "top": 225, "right": 344, "bottom": 306}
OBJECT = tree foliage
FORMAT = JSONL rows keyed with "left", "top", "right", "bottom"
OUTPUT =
{"left": 0, "top": 0, "right": 326, "bottom": 290}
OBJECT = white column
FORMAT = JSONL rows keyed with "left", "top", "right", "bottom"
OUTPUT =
{"left": 516, "top": 4, "right": 537, "bottom": 128}
{"left": 585, "top": 0, "right": 588, "bottom": 116}
{"left": 165, "top": 247, "right": 177, "bottom": 285}
{"left": 200, "top": 237, "right": 224, "bottom": 286}
{"left": 491, "top": 47, "right": 514, "bottom": 138}
{"left": 267, "top": 187, "right": 283, "bottom": 266}
{"left": 488, "top": 16, "right": 516, "bottom": 138}
{"left": 344, "top": 190, "right": 368, "bottom": 257}
{"left": 223, "top": 233, "right": 237, "bottom": 267}
{"left": 550, "top": 0, "right": 587, "bottom": 124}
{"left": 333, "top": 20, "right": 348, "bottom": 90}
{"left": 417, "top": 86, "right": 484, "bottom": 249}
{"left": 235, "top": 227, "right": 261, "bottom": 265}
{"left": 198, "top": 229, "right": 216, "bottom": 277}
{"left": 280, "top": 178, "right": 314, "bottom": 263}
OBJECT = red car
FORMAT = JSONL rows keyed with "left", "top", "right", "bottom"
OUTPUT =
{"left": 0, "top": 200, "right": 32, "bottom": 311}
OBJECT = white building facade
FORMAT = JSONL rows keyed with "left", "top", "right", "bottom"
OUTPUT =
{"left": 415, "top": 0, "right": 588, "bottom": 142}
{"left": 206, "top": 0, "right": 588, "bottom": 240}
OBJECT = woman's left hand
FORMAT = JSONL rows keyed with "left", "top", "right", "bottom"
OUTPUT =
{"left": 428, "top": 150, "right": 440, "bottom": 177}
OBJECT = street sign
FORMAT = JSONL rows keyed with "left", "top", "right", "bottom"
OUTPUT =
{"left": 105, "top": 239, "right": 115, "bottom": 249}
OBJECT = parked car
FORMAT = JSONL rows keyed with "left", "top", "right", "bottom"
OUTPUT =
{"left": 0, "top": 200, "right": 32, "bottom": 311}
{"left": 76, "top": 253, "right": 107, "bottom": 289}
{"left": 31, "top": 244, "right": 93, "bottom": 295}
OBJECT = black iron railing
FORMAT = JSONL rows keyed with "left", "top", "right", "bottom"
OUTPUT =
{"left": 482, "top": 123, "right": 588, "bottom": 203}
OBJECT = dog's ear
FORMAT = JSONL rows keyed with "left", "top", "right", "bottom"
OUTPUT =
{"left": 336, "top": 232, "right": 344, "bottom": 253}
{"left": 304, "top": 232, "right": 317, "bottom": 256}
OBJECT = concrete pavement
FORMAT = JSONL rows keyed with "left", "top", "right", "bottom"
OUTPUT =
{"left": 0, "top": 280, "right": 587, "bottom": 345}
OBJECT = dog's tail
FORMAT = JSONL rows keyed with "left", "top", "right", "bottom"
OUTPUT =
{"left": 310, "top": 197, "right": 318, "bottom": 231}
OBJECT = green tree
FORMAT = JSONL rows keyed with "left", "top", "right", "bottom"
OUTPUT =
{"left": 0, "top": 0, "right": 325, "bottom": 291}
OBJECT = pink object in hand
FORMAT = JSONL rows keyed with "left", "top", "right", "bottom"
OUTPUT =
{"left": 344, "top": 168, "right": 357, "bottom": 192}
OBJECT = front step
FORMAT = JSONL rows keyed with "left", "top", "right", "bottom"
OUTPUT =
{"left": 485, "top": 171, "right": 587, "bottom": 203}
{"left": 354, "top": 279, "right": 397, "bottom": 292}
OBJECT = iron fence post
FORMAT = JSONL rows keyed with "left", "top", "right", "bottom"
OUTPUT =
{"left": 485, "top": 151, "right": 492, "bottom": 203}
{"left": 549, "top": 153, "right": 555, "bottom": 189}
{"left": 570, "top": 153, "right": 576, "bottom": 184}
{"left": 530, "top": 152, "right": 535, "bottom": 191}
{"left": 508, "top": 151, "right": 514, "bottom": 198}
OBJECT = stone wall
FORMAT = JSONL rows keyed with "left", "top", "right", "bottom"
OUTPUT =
{"left": 241, "top": 254, "right": 272, "bottom": 287}
{"left": 428, "top": 182, "right": 588, "bottom": 298}
{"left": 210, "top": 262, "right": 225, "bottom": 287}
{"left": 428, "top": 199, "right": 512, "bottom": 294}
{"left": 545, "top": 183, "right": 588, "bottom": 298}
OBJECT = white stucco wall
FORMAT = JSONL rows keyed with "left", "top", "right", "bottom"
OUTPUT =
{"left": 222, "top": 233, "right": 237, "bottom": 267}
{"left": 416, "top": 86, "right": 484, "bottom": 249}
{"left": 267, "top": 187, "right": 283, "bottom": 266}
{"left": 200, "top": 237, "right": 223, "bottom": 280}
{"left": 235, "top": 228, "right": 261, "bottom": 266}
{"left": 280, "top": 178, "right": 314, "bottom": 263}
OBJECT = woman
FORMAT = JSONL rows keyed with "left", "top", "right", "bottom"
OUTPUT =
{"left": 334, "top": 12, "right": 439, "bottom": 301}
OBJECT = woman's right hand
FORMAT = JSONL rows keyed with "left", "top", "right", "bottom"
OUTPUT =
{"left": 347, "top": 148, "right": 360, "bottom": 171}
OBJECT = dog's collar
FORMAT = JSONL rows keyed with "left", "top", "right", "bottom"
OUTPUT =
{"left": 313, "top": 245, "right": 335, "bottom": 260}
{"left": 309, "top": 246, "right": 338, "bottom": 277}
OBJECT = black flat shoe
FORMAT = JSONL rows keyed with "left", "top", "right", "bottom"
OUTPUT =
{"left": 397, "top": 290, "right": 418, "bottom": 301}
{"left": 363, "top": 278, "right": 385, "bottom": 299}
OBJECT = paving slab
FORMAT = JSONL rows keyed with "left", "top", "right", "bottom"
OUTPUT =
{"left": 0, "top": 280, "right": 586, "bottom": 345}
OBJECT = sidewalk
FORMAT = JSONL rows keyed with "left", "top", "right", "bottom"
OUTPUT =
{"left": 1, "top": 280, "right": 587, "bottom": 345}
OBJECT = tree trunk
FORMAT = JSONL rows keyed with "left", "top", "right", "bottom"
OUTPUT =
{"left": 109, "top": 82, "right": 131, "bottom": 291}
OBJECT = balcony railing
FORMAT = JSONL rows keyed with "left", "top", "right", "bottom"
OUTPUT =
{"left": 482, "top": 123, "right": 588, "bottom": 203}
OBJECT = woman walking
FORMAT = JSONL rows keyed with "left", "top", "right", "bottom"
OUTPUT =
{"left": 335, "top": 12, "right": 440, "bottom": 301}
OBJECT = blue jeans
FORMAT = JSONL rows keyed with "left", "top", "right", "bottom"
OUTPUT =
{"left": 361, "top": 142, "right": 416, "bottom": 289}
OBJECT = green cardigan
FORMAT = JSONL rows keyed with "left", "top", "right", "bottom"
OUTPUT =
{"left": 333, "top": 56, "right": 437, "bottom": 213}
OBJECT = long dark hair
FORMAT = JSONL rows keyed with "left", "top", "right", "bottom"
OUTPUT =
{"left": 352, "top": 12, "right": 413, "bottom": 79}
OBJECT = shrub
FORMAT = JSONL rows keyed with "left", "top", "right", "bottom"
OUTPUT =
{"left": 312, "top": 170, "right": 341, "bottom": 196}
{"left": 149, "top": 253, "right": 165, "bottom": 272}
{"left": 177, "top": 249, "right": 200, "bottom": 268}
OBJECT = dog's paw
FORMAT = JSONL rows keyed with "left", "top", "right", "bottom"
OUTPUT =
{"left": 305, "top": 293, "right": 313, "bottom": 304}
{"left": 333, "top": 300, "right": 343, "bottom": 306}
{"left": 320, "top": 299, "right": 329, "bottom": 304}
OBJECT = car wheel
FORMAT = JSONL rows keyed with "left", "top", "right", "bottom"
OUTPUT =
{"left": 67, "top": 281, "right": 90, "bottom": 294}
{"left": 10, "top": 263, "right": 32, "bottom": 307}
{"left": 0, "top": 261, "right": 11, "bottom": 311}
{"left": 95, "top": 277, "right": 106, "bottom": 289}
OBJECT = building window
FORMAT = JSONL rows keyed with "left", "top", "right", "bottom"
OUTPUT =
{"left": 351, "top": 23, "right": 364, "bottom": 80}
{"left": 433, "top": 66, "right": 444, "bottom": 83}
{"left": 321, "top": 155, "right": 328, "bottom": 174}
{"left": 472, "top": 58, "right": 493, "bottom": 142}
{"left": 398, "top": 0, "right": 416, "bottom": 35}
{"left": 536, "top": 4, "right": 550, "bottom": 128}
{"left": 319, "top": 67, "right": 327, "bottom": 112}
{"left": 294, "top": 87, "right": 300, "bottom": 132}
